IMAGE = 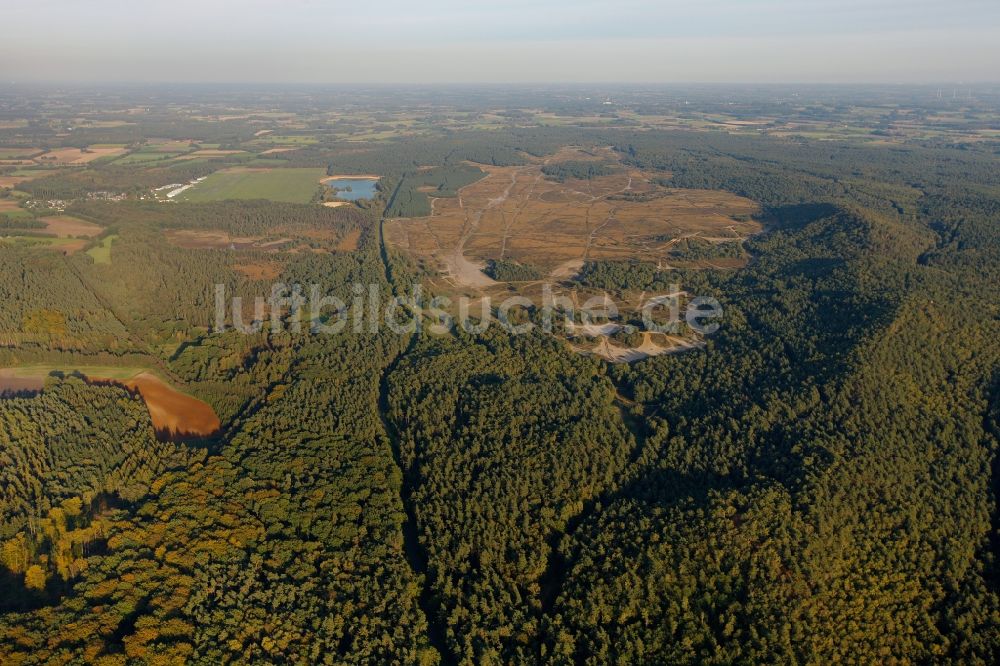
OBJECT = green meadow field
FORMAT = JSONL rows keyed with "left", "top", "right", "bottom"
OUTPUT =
{"left": 86, "top": 234, "right": 116, "bottom": 264}
{"left": 112, "top": 150, "right": 183, "bottom": 165}
{"left": 177, "top": 167, "right": 326, "bottom": 203}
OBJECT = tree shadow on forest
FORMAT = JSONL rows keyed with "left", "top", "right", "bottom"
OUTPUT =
{"left": 0, "top": 493, "right": 129, "bottom": 613}
{"left": 539, "top": 465, "right": 741, "bottom": 615}
{"left": 986, "top": 371, "right": 1000, "bottom": 594}
{"left": 0, "top": 567, "right": 70, "bottom": 613}
{"left": 759, "top": 202, "right": 840, "bottom": 231}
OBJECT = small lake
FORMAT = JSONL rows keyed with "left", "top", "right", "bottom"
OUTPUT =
{"left": 324, "top": 177, "right": 379, "bottom": 201}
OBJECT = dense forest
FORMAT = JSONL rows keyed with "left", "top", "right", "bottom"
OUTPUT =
{"left": 540, "top": 161, "right": 614, "bottom": 183}
{"left": 484, "top": 259, "right": 543, "bottom": 282}
{"left": 0, "top": 88, "right": 998, "bottom": 664}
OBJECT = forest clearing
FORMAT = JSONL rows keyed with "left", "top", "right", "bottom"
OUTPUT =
{"left": 0, "top": 366, "right": 219, "bottom": 439}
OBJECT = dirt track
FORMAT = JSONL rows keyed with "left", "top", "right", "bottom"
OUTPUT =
{"left": 384, "top": 156, "right": 759, "bottom": 290}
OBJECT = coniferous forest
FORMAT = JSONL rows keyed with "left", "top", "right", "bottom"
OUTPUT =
{"left": 0, "top": 85, "right": 999, "bottom": 664}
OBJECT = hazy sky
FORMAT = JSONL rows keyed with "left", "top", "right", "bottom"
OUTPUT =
{"left": 1, "top": 0, "right": 998, "bottom": 83}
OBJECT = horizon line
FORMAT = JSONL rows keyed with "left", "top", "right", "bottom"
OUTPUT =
{"left": 3, "top": 80, "right": 999, "bottom": 87}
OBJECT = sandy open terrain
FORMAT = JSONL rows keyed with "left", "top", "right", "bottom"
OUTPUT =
{"left": 166, "top": 224, "right": 355, "bottom": 254}
{"left": 384, "top": 158, "right": 758, "bottom": 289}
{"left": 164, "top": 229, "right": 292, "bottom": 251}
{"left": 572, "top": 332, "right": 704, "bottom": 363}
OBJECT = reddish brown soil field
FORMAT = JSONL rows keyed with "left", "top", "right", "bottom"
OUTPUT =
{"left": 0, "top": 368, "right": 220, "bottom": 439}
{"left": 120, "top": 372, "right": 221, "bottom": 439}
{"left": 38, "top": 215, "right": 103, "bottom": 238}
{"left": 234, "top": 261, "right": 283, "bottom": 280}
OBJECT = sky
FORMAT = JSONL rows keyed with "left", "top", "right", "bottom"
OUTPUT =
{"left": 1, "top": 0, "right": 998, "bottom": 83}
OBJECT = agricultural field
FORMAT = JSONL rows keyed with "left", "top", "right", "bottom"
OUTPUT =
{"left": 0, "top": 148, "right": 42, "bottom": 159}
{"left": 0, "top": 366, "right": 219, "bottom": 439}
{"left": 122, "top": 371, "right": 220, "bottom": 438}
{"left": 37, "top": 215, "right": 103, "bottom": 238}
{"left": 176, "top": 166, "right": 326, "bottom": 203}
{"left": 144, "top": 139, "right": 196, "bottom": 152}
{"left": 0, "top": 199, "right": 24, "bottom": 214}
{"left": 249, "top": 134, "right": 318, "bottom": 146}
{"left": 33, "top": 145, "right": 127, "bottom": 165}
{"left": 173, "top": 149, "right": 248, "bottom": 160}
{"left": 112, "top": 150, "right": 184, "bottom": 165}
{"left": 0, "top": 174, "right": 36, "bottom": 188}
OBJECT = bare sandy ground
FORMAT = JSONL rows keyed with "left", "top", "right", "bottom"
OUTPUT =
{"left": 566, "top": 322, "right": 623, "bottom": 337}
{"left": 574, "top": 332, "right": 704, "bottom": 363}
{"left": 550, "top": 259, "right": 584, "bottom": 279}
{"left": 322, "top": 174, "right": 381, "bottom": 181}
{"left": 440, "top": 250, "right": 497, "bottom": 288}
